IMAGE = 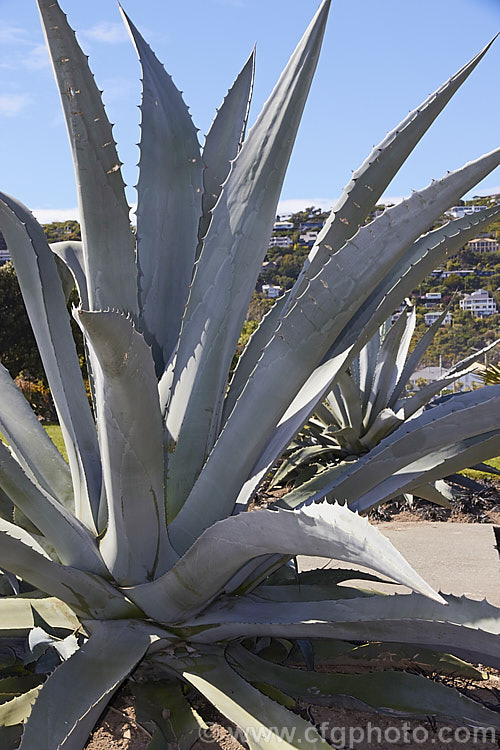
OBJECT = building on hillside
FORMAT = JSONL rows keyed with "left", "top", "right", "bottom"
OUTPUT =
{"left": 262, "top": 284, "right": 282, "bottom": 299}
{"left": 262, "top": 260, "right": 277, "bottom": 272}
{"left": 422, "top": 292, "right": 442, "bottom": 306}
{"left": 0, "top": 232, "right": 9, "bottom": 265}
{"left": 459, "top": 288, "right": 497, "bottom": 318}
{"left": 446, "top": 205, "right": 485, "bottom": 220}
{"left": 299, "top": 221, "right": 323, "bottom": 231}
{"left": 299, "top": 231, "right": 318, "bottom": 246}
{"left": 468, "top": 237, "right": 499, "bottom": 254}
{"left": 441, "top": 269, "right": 475, "bottom": 279}
{"left": 269, "top": 236, "right": 292, "bottom": 248}
{"left": 424, "top": 311, "right": 452, "bottom": 326}
{"left": 273, "top": 220, "right": 294, "bottom": 231}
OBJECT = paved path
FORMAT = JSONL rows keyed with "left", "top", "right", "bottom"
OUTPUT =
{"left": 298, "top": 522, "right": 500, "bottom": 606}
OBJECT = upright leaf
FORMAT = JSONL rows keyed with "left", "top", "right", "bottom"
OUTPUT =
{"left": 197, "top": 48, "right": 256, "bottom": 252}
{"left": 76, "top": 310, "right": 178, "bottom": 584}
{"left": 120, "top": 8, "right": 203, "bottom": 375}
{"left": 166, "top": 1, "right": 331, "bottom": 522}
{"left": 37, "top": 0, "right": 138, "bottom": 315}
{"left": 232, "top": 203, "right": 500, "bottom": 512}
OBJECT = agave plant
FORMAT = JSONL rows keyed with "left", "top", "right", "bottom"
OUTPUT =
{"left": 1, "top": 1, "right": 500, "bottom": 747}
{"left": 270, "top": 303, "right": 500, "bottom": 507}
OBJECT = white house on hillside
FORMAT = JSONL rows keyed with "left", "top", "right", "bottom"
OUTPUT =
{"left": 424, "top": 311, "right": 452, "bottom": 326}
{"left": 269, "top": 236, "right": 292, "bottom": 248}
{"left": 468, "top": 237, "right": 499, "bottom": 253}
{"left": 459, "top": 288, "right": 497, "bottom": 318}
{"left": 446, "top": 205, "right": 485, "bottom": 220}
{"left": 262, "top": 284, "right": 282, "bottom": 299}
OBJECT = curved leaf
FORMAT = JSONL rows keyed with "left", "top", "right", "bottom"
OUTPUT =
{"left": 0, "top": 441, "right": 108, "bottom": 576}
{"left": 50, "top": 241, "right": 88, "bottom": 308}
{"left": 0, "top": 524, "right": 138, "bottom": 620}
{"left": 186, "top": 593, "right": 500, "bottom": 671}
{"left": 0, "top": 687, "right": 41, "bottom": 728}
{"left": 0, "top": 598, "right": 79, "bottom": 638}
{"left": 37, "top": 0, "right": 138, "bottom": 315}
{"left": 163, "top": 649, "right": 331, "bottom": 750}
{"left": 170, "top": 152, "right": 500, "bottom": 547}
{"left": 132, "top": 679, "right": 207, "bottom": 750}
{"left": 123, "top": 502, "right": 443, "bottom": 622}
{"left": 0, "top": 192, "right": 101, "bottom": 531}
{"left": 0, "top": 363, "right": 73, "bottom": 509}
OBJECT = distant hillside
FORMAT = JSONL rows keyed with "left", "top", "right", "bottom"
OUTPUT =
{"left": 252, "top": 197, "right": 500, "bottom": 369}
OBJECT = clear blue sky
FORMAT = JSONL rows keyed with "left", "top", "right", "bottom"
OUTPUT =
{"left": 0, "top": 0, "right": 499, "bottom": 222}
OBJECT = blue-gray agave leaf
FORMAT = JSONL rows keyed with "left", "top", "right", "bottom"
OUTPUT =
{"left": 197, "top": 48, "right": 256, "bottom": 254}
{"left": 76, "top": 310, "right": 178, "bottom": 584}
{"left": 19, "top": 621, "right": 152, "bottom": 750}
{"left": 37, "top": 0, "right": 138, "bottom": 316}
{"left": 120, "top": 7, "right": 203, "bottom": 376}
{"left": 0, "top": 193, "right": 101, "bottom": 531}
{"left": 166, "top": 0, "right": 331, "bottom": 526}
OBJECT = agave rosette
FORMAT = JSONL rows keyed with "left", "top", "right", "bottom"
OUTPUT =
{"left": 0, "top": 1, "right": 499, "bottom": 747}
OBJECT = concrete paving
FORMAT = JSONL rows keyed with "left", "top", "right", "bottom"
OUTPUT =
{"left": 298, "top": 522, "right": 500, "bottom": 606}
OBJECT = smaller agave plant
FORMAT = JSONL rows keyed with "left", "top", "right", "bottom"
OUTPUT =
{"left": 271, "top": 302, "right": 500, "bottom": 508}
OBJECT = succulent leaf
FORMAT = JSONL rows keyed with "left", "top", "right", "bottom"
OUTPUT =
{"left": 0, "top": 598, "right": 80, "bottom": 638}
{"left": 19, "top": 621, "right": 152, "bottom": 749}
{"left": 0, "top": 363, "right": 73, "bottom": 509}
{"left": 164, "top": 648, "right": 332, "bottom": 750}
{"left": 120, "top": 7, "right": 204, "bottom": 376}
{"left": 171, "top": 152, "right": 500, "bottom": 543}
{"left": 0, "top": 441, "right": 108, "bottom": 576}
{"left": 36, "top": 0, "right": 138, "bottom": 316}
{"left": 197, "top": 48, "right": 256, "bottom": 254}
{"left": 0, "top": 522, "right": 138, "bottom": 619}
{"left": 0, "top": 193, "right": 102, "bottom": 531}
{"left": 165, "top": 0, "right": 331, "bottom": 525}
{"left": 123, "top": 502, "right": 443, "bottom": 622}
{"left": 234, "top": 203, "right": 500, "bottom": 510}
{"left": 76, "top": 310, "right": 178, "bottom": 584}
{"left": 187, "top": 593, "right": 500, "bottom": 672}
{"left": 286, "top": 36, "right": 499, "bottom": 311}
{"left": 228, "top": 644, "right": 500, "bottom": 727}
{"left": 132, "top": 679, "right": 207, "bottom": 750}
{"left": 49, "top": 241, "right": 88, "bottom": 308}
